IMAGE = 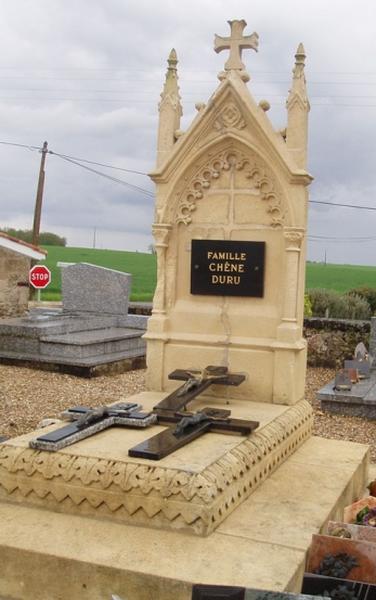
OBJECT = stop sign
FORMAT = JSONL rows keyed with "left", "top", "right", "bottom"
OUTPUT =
{"left": 29, "top": 265, "right": 51, "bottom": 289}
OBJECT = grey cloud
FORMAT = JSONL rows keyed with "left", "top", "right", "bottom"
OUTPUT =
{"left": 0, "top": 0, "right": 376, "bottom": 261}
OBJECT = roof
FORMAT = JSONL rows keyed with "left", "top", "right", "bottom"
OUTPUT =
{"left": 0, "top": 232, "right": 47, "bottom": 260}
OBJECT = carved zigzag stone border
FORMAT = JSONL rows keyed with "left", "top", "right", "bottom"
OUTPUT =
{"left": 0, "top": 399, "right": 313, "bottom": 536}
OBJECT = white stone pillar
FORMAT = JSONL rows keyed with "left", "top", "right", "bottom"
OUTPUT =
{"left": 281, "top": 228, "right": 304, "bottom": 323}
{"left": 151, "top": 223, "right": 172, "bottom": 314}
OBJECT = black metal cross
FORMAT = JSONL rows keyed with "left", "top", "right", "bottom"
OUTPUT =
{"left": 29, "top": 402, "right": 157, "bottom": 452}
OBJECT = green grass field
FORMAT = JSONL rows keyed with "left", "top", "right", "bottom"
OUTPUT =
{"left": 38, "top": 246, "right": 376, "bottom": 301}
{"left": 306, "top": 262, "right": 376, "bottom": 293}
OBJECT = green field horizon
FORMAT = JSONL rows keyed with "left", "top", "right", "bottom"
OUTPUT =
{"left": 38, "top": 246, "right": 376, "bottom": 301}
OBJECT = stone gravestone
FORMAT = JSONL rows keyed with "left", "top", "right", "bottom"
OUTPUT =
{"left": 146, "top": 30, "right": 311, "bottom": 407}
{"left": 62, "top": 262, "right": 131, "bottom": 316}
{"left": 0, "top": 19, "right": 369, "bottom": 600}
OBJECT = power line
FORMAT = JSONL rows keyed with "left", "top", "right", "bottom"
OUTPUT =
{"left": 308, "top": 236, "right": 376, "bottom": 244}
{"left": 0, "top": 140, "right": 41, "bottom": 151}
{"left": 2, "top": 139, "right": 376, "bottom": 209}
{"left": 0, "top": 140, "right": 149, "bottom": 177}
{"left": 50, "top": 151, "right": 148, "bottom": 176}
{"left": 310, "top": 200, "right": 376, "bottom": 211}
{"left": 309, "top": 234, "right": 376, "bottom": 240}
{"left": 52, "top": 153, "right": 154, "bottom": 198}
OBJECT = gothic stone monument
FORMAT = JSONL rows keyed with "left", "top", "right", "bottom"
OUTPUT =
{"left": 0, "top": 20, "right": 369, "bottom": 600}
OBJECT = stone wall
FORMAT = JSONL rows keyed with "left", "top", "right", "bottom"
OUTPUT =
{"left": 304, "top": 317, "right": 371, "bottom": 368}
{"left": 0, "top": 248, "right": 30, "bottom": 317}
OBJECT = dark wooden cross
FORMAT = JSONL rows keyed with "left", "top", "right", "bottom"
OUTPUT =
{"left": 128, "top": 365, "right": 259, "bottom": 460}
{"left": 214, "top": 19, "right": 259, "bottom": 71}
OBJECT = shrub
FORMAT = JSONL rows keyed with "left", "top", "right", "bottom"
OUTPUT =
{"left": 308, "top": 288, "right": 340, "bottom": 317}
{"left": 348, "top": 286, "right": 376, "bottom": 314}
{"left": 341, "top": 293, "right": 371, "bottom": 320}
{"left": 304, "top": 294, "right": 312, "bottom": 317}
{"left": 308, "top": 288, "right": 371, "bottom": 320}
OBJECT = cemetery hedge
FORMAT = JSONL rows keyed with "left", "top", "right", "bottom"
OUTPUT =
{"left": 39, "top": 247, "right": 376, "bottom": 303}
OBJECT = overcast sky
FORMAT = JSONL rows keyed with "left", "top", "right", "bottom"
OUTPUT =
{"left": 1, "top": 0, "right": 376, "bottom": 265}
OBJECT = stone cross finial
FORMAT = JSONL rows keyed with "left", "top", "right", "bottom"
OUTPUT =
{"left": 214, "top": 19, "right": 259, "bottom": 71}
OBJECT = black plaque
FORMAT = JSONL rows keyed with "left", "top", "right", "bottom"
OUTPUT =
{"left": 192, "top": 584, "right": 245, "bottom": 600}
{"left": 191, "top": 240, "right": 265, "bottom": 297}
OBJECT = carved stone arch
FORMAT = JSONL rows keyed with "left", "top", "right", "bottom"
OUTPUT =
{"left": 170, "top": 141, "right": 291, "bottom": 228}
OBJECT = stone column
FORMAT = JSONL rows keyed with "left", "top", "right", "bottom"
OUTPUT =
{"left": 151, "top": 223, "right": 172, "bottom": 314}
{"left": 281, "top": 228, "right": 304, "bottom": 323}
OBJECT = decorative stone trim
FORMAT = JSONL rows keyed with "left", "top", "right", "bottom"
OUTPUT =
{"left": 213, "top": 102, "right": 246, "bottom": 130}
{"left": 0, "top": 400, "right": 313, "bottom": 536}
{"left": 176, "top": 147, "right": 285, "bottom": 227}
{"left": 284, "top": 228, "right": 304, "bottom": 250}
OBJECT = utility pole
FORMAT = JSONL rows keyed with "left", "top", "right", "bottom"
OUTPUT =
{"left": 32, "top": 141, "right": 48, "bottom": 247}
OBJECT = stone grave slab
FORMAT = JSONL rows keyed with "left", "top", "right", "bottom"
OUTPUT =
{"left": 0, "top": 435, "right": 368, "bottom": 600}
{"left": 0, "top": 267, "right": 148, "bottom": 375}
{"left": 0, "top": 393, "right": 313, "bottom": 536}
{"left": 317, "top": 370, "right": 376, "bottom": 419}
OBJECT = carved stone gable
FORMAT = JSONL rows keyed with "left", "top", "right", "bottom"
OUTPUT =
{"left": 175, "top": 147, "right": 285, "bottom": 227}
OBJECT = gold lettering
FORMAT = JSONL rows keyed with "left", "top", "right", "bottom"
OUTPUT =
{"left": 212, "top": 275, "right": 219, "bottom": 283}
{"left": 227, "top": 276, "right": 233, "bottom": 284}
{"left": 240, "top": 253, "right": 246, "bottom": 260}
{"left": 238, "top": 264, "right": 244, "bottom": 273}
{"left": 216, "top": 263, "right": 224, "bottom": 272}
{"left": 234, "top": 276, "right": 240, "bottom": 285}
{"left": 207, "top": 252, "right": 213, "bottom": 259}
{"left": 209, "top": 263, "right": 216, "bottom": 271}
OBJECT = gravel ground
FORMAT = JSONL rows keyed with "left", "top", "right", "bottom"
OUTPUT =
{"left": 0, "top": 364, "right": 375, "bottom": 462}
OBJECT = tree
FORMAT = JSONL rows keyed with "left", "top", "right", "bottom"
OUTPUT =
{"left": 1, "top": 228, "right": 66, "bottom": 246}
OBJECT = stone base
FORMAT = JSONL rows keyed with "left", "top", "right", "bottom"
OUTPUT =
{"left": 0, "top": 393, "right": 314, "bottom": 536}
{"left": 0, "top": 436, "right": 369, "bottom": 600}
{"left": 0, "top": 351, "right": 146, "bottom": 377}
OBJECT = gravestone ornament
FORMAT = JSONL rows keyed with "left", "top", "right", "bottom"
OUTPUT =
{"left": 354, "top": 342, "right": 368, "bottom": 361}
{"left": 30, "top": 366, "right": 259, "bottom": 458}
{"left": 344, "top": 360, "right": 370, "bottom": 380}
{"left": 334, "top": 369, "right": 352, "bottom": 392}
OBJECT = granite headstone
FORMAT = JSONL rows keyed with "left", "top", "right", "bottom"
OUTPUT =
{"left": 61, "top": 262, "right": 131, "bottom": 316}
